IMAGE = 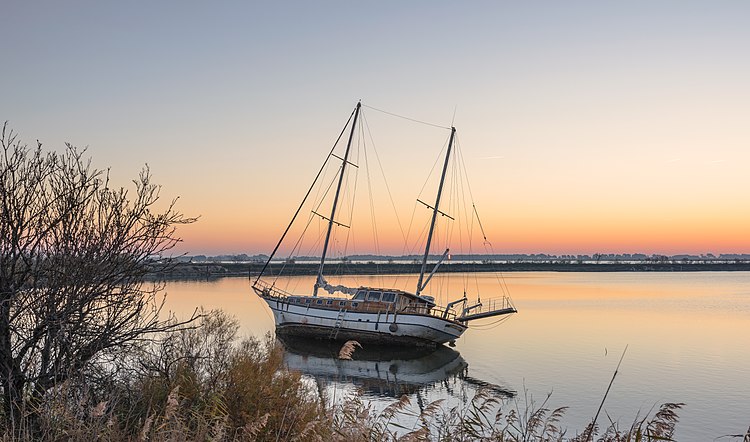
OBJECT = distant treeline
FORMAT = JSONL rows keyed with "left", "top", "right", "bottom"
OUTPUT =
{"left": 158, "top": 260, "right": 750, "bottom": 279}
{"left": 179, "top": 252, "right": 750, "bottom": 263}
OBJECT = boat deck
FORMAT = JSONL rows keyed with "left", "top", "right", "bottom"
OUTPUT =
{"left": 253, "top": 279, "right": 514, "bottom": 324}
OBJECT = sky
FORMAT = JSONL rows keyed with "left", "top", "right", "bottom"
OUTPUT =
{"left": 3, "top": 1, "right": 749, "bottom": 256}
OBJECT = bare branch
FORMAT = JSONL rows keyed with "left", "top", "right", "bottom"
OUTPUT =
{"left": 0, "top": 124, "right": 197, "bottom": 427}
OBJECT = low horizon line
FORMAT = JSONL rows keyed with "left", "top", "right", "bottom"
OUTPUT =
{"left": 176, "top": 252, "right": 750, "bottom": 258}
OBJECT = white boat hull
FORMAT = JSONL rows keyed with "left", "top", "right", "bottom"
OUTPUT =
{"left": 263, "top": 297, "right": 467, "bottom": 347}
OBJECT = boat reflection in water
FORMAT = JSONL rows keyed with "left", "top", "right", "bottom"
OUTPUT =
{"left": 279, "top": 336, "right": 515, "bottom": 399}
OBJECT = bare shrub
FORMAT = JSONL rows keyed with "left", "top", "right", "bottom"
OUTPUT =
{"left": 0, "top": 123, "right": 196, "bottom": 430}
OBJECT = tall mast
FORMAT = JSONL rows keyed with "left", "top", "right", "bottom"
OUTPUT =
{"left": 314, "top": 101, "right": 361, "bottom": 296}
{"left": 416, "top": 127, "right": 456, "bottom": 296}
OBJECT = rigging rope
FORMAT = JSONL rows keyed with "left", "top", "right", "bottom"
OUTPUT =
{"left": 451, "top": 134, "right": 515, "bottom": 303}
{"left": 467, "top": 314, "right": 512, "bottom": 330}
{"left": 361, "top": 111, "right": 408, "bottom": 246}
{"left": 254, "top": 107, "right": 356, "bottom": 284}
{"left": 362, "top": 104, "right": 453, "bottom": 130}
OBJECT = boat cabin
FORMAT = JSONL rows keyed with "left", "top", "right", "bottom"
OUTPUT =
{"left": 285, "top": 286, "right": 437, "bottom": 315}
{"left": 348, "top": 287, "right": 436, "bottom": 314}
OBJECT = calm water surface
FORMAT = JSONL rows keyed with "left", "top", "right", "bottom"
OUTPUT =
{"left": 163, "top": 272, "right": 750, "bottom": 440}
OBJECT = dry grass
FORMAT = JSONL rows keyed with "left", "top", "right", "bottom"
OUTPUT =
{"left": 0, "top": 310, "right": 330, "bottom": 441}
{"left": 1, "top": 309, "right": 745, "bottom": 441}
{"left": 324, "top": 391, "right": 687, "bottom": 442}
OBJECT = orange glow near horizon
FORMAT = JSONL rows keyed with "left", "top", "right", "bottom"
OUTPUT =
{"left": 173, "top": 159, "right": 750, "bottom": 257}
{"left": 174, "top": 206, "right": 750, "bottom": 256}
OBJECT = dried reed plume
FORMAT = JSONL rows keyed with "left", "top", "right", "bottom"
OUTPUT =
{"left": 338, "top": 340, "right": 362, "bottom": 360}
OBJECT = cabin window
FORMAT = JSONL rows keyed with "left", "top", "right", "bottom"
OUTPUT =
{"left": 305, "top": 299, "right": 312, "bottom": 304}
{"left": 367, "top": 291, "right": 382, "bottom": 301}
{"left": 316, "top": 299, "right": 323, "bottom": 305}
{"left": 353, "top": 290, "right": 366, "bottom": 300}
{"left": 352, "top": 302, "right": 359, "bottom": 307}
{"left": 326, "top": 300, "right": 333, "bottom": 305}
{"left": 339, "top": 301, "right": 346, "bottom": 307}
{"left": 382, "top": 292, "right": 396, "bottom": 303}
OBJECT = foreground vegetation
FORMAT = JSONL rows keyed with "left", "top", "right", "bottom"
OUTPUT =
{"left": 4, "top": 309, "right": 748, "bottom": 441}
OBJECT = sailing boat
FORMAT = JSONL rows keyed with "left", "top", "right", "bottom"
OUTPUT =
{"left": 252, "top": 102, "right": 516, "bottom": 347}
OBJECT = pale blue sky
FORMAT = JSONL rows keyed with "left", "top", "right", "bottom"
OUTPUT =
{"left": 3, "top": 2, "right": 750, "bottom": 254}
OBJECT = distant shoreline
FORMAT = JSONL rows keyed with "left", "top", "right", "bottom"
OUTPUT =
{"left": 155, "top": 261, "right": 750, "bottom": 279}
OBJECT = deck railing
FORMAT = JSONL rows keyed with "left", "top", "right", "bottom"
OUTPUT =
{"left": 457, "top": 295, "right": 517, "bottom": 321}
{"left": 252, "top": 279, "right": 293, "bottom": 299}
{"left": 400, "top": 304, "right": 459, "bottom": 321}
{"left": 253, "top": 279, "right": 464, "bottom": 322}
